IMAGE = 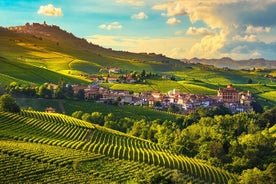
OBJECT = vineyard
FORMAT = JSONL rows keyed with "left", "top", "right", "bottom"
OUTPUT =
{"left": 0, "top": 110, "right": 238, "bottom": 183}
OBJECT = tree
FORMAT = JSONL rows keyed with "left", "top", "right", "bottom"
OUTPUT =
{"left": 38, "top": 83, "right": 52, "bottom": 99}
{"left": 72, "top": 110, "right": 84, "bottom": 119}
{"left": 91, "top": 112, "right": 104, "bottom": 125}
{"left": 260, "top": 106, "right": 276, "bottom": 127}
{"left": 251, "top": 101, "right": 264, "bottom": 113}
{"left": 239, "top": 164, "right": 276, "bottom": 184}
{"left": 0, "top": 94, "right": 20, "bottom": 113}
{"left": 141, "top": 69, "right": 146, "bottom": 78}
{"left": 76, "top": 89, "right": 85, "bottom": 100}
{"left": 81, "top": 113, "right": 92, "bottom": 122}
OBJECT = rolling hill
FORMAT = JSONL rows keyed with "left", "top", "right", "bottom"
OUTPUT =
{"left": 185, "top": 57, "right": 276, "bottom": 70}
{"left": 0, "top": 23, "right": 185, "bottom": 85}
{"left": 0, "top": 110, "right": 237, "bottom": 183}
{"left": 1, "top": 22, "right": 276, "bottom": 107}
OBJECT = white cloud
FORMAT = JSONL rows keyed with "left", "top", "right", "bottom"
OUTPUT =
{"left": 252, "top": 51, "right": 261, "bottom": 57}
{"left": 116, "top": 0, "right": 144, "bottom": 6}
{"left": 152, "top": 2, "right": 188, "bottom": 16}
{"left": 245, "top": 25, "right": 271, "bottom": 34}
{"left": 233, "top": 34, "right": 258, "bottom": 42}
{"left": 186, "top": 32, "right": 226, "bottom": 59}
{"left": 152, "top": 0, "right": 276, "bottom": 59}
{"left": 37, "top": 4, "right": 62, "bottom": 16}
{"left": 98, "top": 22, "right": 122, "bottom": 30}
{"left": 166, "top": 17, "right": 181, "bottom": 25}
{"left": 131, "top": 12, "right": 148, "bottom": 19}
{"left": 186, "top": 27, "right": 215, "bottom": 36}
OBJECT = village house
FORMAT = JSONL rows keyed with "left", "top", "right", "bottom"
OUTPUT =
{"left": 45, "top": 107, "right": 56, "bottom": 113}
{"left": 84, "top": 86, "right": 100, "bottom": 99}
{"left": 73, "top": 85, "right": 88, "bottom": 95}
{"left": 107, "top": 76, "right": 118, "bottom": 83}
{"left": 125, "top": 74, "right": 136, "bottom": 83}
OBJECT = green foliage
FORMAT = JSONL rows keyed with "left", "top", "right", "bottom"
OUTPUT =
{"left": 239, "top": 163, "right": 276, "bottom": 184}
{"left": 0, "top": 94, "right": 20, "bottom": 113}
{"left": 260, "top": 106, "right": 276, "bottom": 127}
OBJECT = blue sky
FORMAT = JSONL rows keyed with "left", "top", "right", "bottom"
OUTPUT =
{"left": 1, "top": 0, "right": 276, "bottom": 60}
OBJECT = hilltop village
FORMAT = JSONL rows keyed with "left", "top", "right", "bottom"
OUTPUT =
{"left": 70, "top": 82, "right": 253, "bottom": 114}
{"left": 5, "top": 65, "right": 254, "bottom": 114}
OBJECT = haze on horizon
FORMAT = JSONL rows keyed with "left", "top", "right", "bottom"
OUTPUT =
{"left": 1, "top": 0, "right": 276, "bottom": 60}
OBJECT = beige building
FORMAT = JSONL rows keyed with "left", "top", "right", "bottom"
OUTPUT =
{"left": 218, "top": 84, "right": 240, "bottom": 103}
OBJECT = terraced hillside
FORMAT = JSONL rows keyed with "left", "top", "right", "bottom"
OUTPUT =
{"left": 0, "top": 111, "right": 238, "bottom": 183}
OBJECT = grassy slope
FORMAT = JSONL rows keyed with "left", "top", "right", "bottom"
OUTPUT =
{"left": 0, "top": 26, "right": 183, "bottom": 75}
{"left": 16, "top": 98, "right": 179, "bottom": 121}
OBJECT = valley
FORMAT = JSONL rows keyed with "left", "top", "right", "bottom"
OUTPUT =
{"left": 0, "top": 23, "right": 275, "bottom": 183}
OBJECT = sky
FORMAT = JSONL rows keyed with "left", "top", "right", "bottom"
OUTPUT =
{"left": 1, "top": 0, "right": 276, "bottom": 60}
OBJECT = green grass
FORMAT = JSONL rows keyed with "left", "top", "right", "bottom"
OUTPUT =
{"left": 102, "top": 79, "right": 218, "bottom": 95}
{"left": 101, "top": 83, "right": 153, "bottom": 93}
{"left": 0, "top": 56, "right": 89, "bottom": 86}
{"left": 0, "top": 73, "right": 35, "bottom": 87}
{"left": 16, "top": 98, "right": 62, "bottom": 113}
{"left": 15, "top": 98, "right": 179, "bottom": 121}
{"left": 63, "top": 100, "right": 179, "bottom": 121}
{"left": 170, "top": 68, "right": 274, "bottom": 85}
{"left": 259, "top": 91, "right": 276, "bottom": 102}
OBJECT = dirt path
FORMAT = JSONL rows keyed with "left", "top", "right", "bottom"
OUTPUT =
{"left": 58, "top": 100, "right": 66, "bottom": 114}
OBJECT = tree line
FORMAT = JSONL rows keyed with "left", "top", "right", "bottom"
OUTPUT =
{"left": 4, "top": 81, "right": 86, "bottom": 100}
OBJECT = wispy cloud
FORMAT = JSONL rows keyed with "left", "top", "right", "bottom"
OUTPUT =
{"left": 186, "top": 27, "right": 215, "bottom": 36}
{"left": 166, "top": 17, "right": 181, "bottom": 25}
{"left": 131, "top": 12, "right": 148, "bottom": 19}
{"left": 37, "top": 4, "right": 62, "bottom": 16}
{"left": 233, "top": 34, "right": 258, "bottom": 42}
{"left": 245, "top": 25, "right": 271, "bottom": 34}
{"left": 116, "top": 0, "right": 144, "bottom": 6}
{"left": 98, "top": 22, "right": 122, "bottom": 30}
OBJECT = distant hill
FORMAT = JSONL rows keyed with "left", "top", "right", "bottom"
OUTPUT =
{"left": 184, "top": 57, "right": 276, "bottom": 69}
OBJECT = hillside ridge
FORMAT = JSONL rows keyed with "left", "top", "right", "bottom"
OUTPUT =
{"left": 6, "top": 22, "right": 179, "bottom": 63}
{"left": 184, "top": 57, "right": 276, "bottom": 69}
